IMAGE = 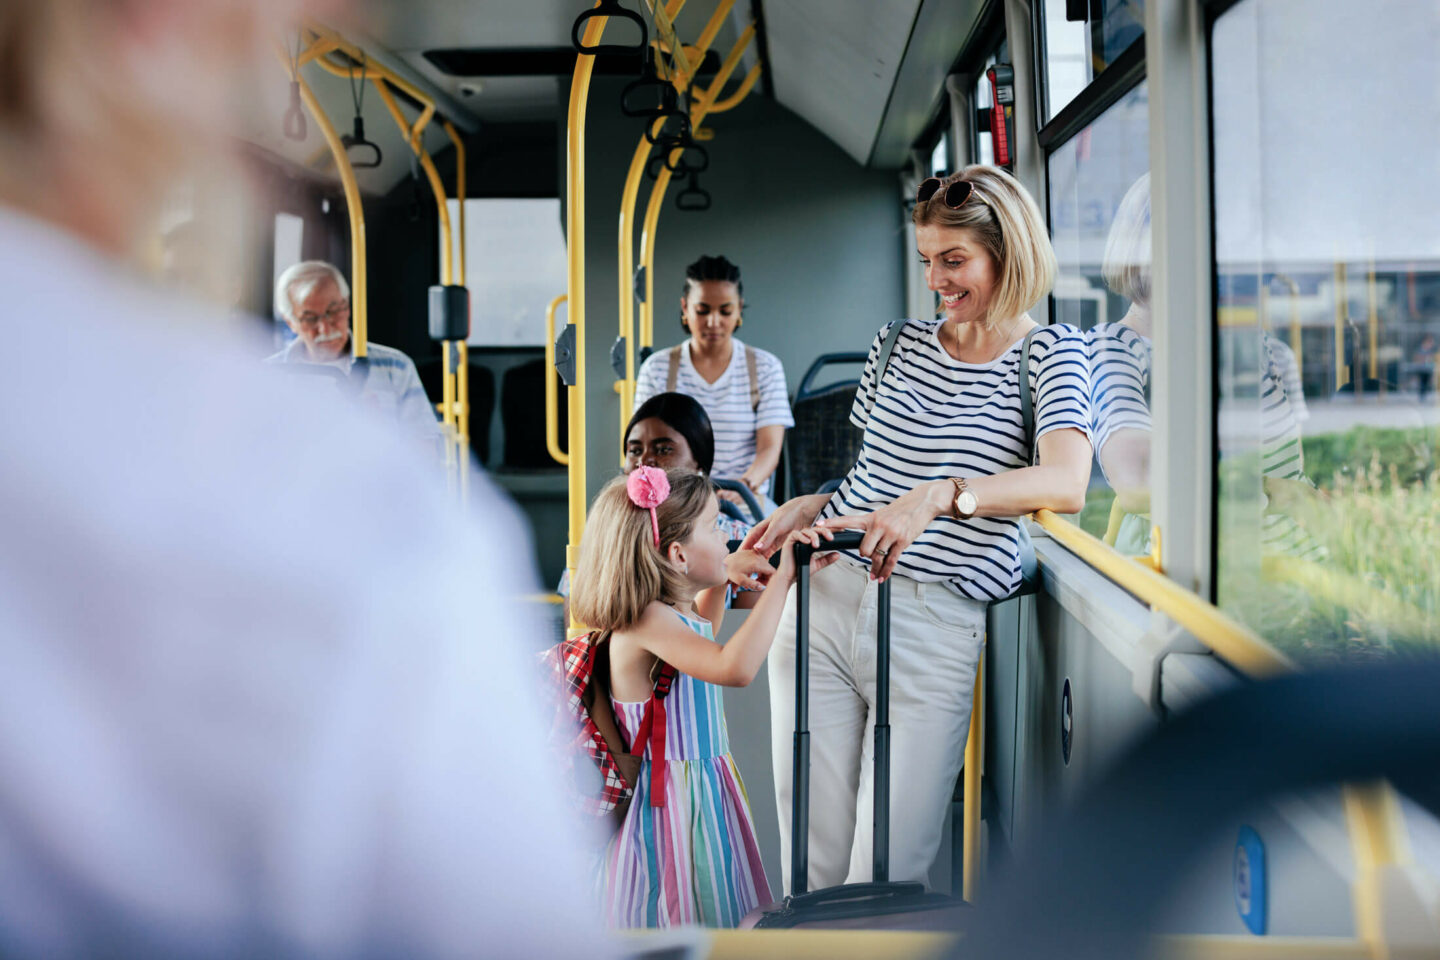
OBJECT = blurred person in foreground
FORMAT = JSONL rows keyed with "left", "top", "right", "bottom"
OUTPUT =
{"left": 268, "top": 260, "right": 441, "bottom": 439}
{"left": 0, "top": 1, "right": 608, "bottom": 957}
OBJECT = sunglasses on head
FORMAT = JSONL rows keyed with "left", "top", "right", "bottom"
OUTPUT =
{"left": 916, "top": 177, "right": 990, "bottom": 210}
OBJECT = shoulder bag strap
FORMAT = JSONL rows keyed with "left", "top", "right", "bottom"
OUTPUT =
{"left": 630, "top": 660, "right": 679, "bottom": 808}
{"left": 745, "top": 344, "right": 760, "bottom": 412}
{"left": 866, "top": 320, "right": 910, "bottom": 419}
{"left": 1019, "top": 327, "right": 1039, "bottom": 464}
{"left": 665, "top": 346, "right": 681, "bottom": 392}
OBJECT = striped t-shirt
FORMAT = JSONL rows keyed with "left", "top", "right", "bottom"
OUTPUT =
{"left": 633, "top": 339, "right": 794, "bottom": 499}
{"left": 818, "top": 319, "right": 1092, "bottom": 601}
{"left": 1086, "top": 320, "right": 1152, "bottom": 482}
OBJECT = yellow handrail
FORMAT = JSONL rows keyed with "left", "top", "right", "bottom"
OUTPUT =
{"left": 566, "top": 7, "right": 606, "bottom": 627}
{"left": 545, "top": 294, "right": 570, "bottom": 466}
{"left": 276, "top": 41, "right": 367, "bottom": 360}
{"left": 1030, "top": 510, "right": 1293, "bottom": 678}
{"left": 1031, "top": 510, "right": 1436, "bottom": 951}
{"left": 638, "top": 26, "right": 757, "bottom": 353}
{"left": 369, "top": 76, "right": 465, "bottom": 487}
{"left": 617, "top": 0, "right": 734, "bottom": 463}
{"left": 445, "top": 120, "right": 470, "bottom": 498}
{"left": 708, "top": 62, "right": 762, "bottom": 114}
{"left": 962, "top": 647, "right": 984, "bottom": 902}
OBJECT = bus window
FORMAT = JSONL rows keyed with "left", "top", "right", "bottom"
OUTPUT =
{"left": 272, "top": 212, "right": 304, "bottom": 346}
{"left": 1211, "top": 0, "right": 1440, "bottom": 660}
{"left": 1040, "top": 0, "right": 1145, "bottom": 122}
{"left": 1046, "top": 82, "right": 1150, "bottom": 549}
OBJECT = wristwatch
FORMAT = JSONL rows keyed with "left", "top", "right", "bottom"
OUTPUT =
{"left": 950, "top": 477, "right": 978, "bottom": 520}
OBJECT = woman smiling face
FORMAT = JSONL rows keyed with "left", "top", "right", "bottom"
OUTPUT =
{"left": 916, "top": 223, "right": 1001, "bottom": 327}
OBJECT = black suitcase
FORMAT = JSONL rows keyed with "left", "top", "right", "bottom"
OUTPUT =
{"left": 742, "top": 531, "right": 967, "bottom": 929}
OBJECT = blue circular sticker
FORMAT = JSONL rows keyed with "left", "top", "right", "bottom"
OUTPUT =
{"left": 1234, "top": 825, "right": 1268, "bottom": 935}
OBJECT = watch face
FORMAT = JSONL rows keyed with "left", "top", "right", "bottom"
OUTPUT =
{"left": 957, "top": 491, "right": 978, "bottom": 517}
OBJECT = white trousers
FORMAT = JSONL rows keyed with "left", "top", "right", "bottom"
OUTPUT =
{"left": 768, "top": 560, "right": 986, "bottom": 894}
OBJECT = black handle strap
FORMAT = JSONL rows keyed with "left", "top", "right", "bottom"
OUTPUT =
{"left": 572, "top": 0, "right": 648, "bottom": 57}
{"left": 675, "top": 171, "right": 711, "bottom": 211}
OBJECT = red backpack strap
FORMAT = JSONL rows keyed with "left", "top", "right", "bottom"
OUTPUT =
{"left": 629, "top": 661, "right": 680, "bottom": 807}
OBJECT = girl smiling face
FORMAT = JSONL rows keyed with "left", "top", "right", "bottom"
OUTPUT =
{"left": 916, "top": 223, "right": 1001, "bottom": 327}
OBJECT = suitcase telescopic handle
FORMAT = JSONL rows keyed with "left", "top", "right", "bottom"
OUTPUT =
{"left": 790, "top": 531, "right": 894, "bottom": 894}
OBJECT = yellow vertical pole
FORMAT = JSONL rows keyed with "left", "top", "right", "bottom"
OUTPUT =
{"left": 1367, "top": 255, "right": 1379, "bottom": 385}
{"left": 1335, "top": 261, "right": 1349, "bottom": 390}
{"left": 279, "top": 46, "right": 367, "bottom": 360}
{"left": 567, "top": 8, "right": 606, "bottom": 626}
{"left": 372, "top": 79, "right": 460, "bottom": 485}
{"left": 545, "top": 294, "right": 571, "bottom": 466}
{"left": 446, "top": 121, "right": 470, "bottom": 496}
{"left": 618, "top": 0, "right": 733, "bottom": 463}
{"left": 962, "top": 645, "right": 985, "bottom": 902}
{"left": 637, "top": 26, "right": 756, "bottom": 357}
{"left": 1286, "top": 278, "right": 1303, "bottom": 382}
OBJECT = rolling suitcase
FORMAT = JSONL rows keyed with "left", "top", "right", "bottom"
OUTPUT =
{"left": 742, "top": 531, "right": 968, "bottom": 929}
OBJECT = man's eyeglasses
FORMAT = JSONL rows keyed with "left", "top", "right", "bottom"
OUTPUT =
{"left": 295, "top": 302, "right": 350, "bottom": 327}
{"left": 915, "top": 177, "right": 991, "bottom": 211}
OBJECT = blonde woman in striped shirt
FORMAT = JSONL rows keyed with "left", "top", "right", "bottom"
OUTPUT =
{"left": 744, "top": 166, "right": 1094, "bottom": 894}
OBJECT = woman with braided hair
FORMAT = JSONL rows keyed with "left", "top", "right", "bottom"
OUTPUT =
{"left": 633, "top": 255, "right": 794, "bottom": 514}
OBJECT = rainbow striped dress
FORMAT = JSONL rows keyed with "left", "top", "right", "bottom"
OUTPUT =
{"left": 601, "top": 611, "right": 772, "bottom": 927}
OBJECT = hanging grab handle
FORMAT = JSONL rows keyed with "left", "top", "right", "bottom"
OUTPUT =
{"left": 644, "top": 99, "right": 691, "bottom": 146}
{"left": 675, "top": 171, "right": 712, "bottom": 212}
{"left": 621, "top": 49, "right": 681, "bottom": 119}
{"left": 282, "top": 34, "right": 307, "bottom": 141}
{"left": 342, "top": 116, "right": 383, "bottom": 168}
{"left": 340, "top": 54, "right": 382, "bottom": 169}
{"left": 571, "top": 0, "right": 648, "bottom": 58}
{"left": 646, "top": 137, "right": 708, "bottom": 180}
{"left": 283, "top": 81, "right": 308, "bottom": 140}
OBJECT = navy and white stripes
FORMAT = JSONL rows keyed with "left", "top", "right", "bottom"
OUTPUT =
{"left": 634, "top": 339, "right": 793, "bottom": 499}
{"left": 818, "top": 319, "right": 1093, "bottom": 602}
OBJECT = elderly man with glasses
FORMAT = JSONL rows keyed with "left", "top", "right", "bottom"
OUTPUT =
{"left": 268, "top": 260, "right": 440, "bottom": 438}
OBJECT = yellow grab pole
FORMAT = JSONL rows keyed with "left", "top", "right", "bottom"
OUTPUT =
{"left": 618, "top": 0, "right": 734, "bottom": 462}
{"left": 446, "top": 120, "right": 470, "bottom": 497}
{"left": 277, "top": 41, "right": 367, "bottom": 360}
{"left": 372, "top": 78, "right": 463, "bottom": 484}
{"left": 566, "top": 8, "right": 606, "bottom": 625}
{"left": 1367, "top": 255, "right": 1379, "bottom": 384}
{"left": 545, "top": 295, "right": 571, "bottom": 466}
{"left": 638, "top": 25, "right": 756, "bottom": 353}
{"left": 706, "top": 62, "right": 762, "bottom": 114}
{"left": 962, "top": 646, "right": 985, "bottom": 902}
{"left": 1334, "top": 260, "right": 1349, "bottom": 389}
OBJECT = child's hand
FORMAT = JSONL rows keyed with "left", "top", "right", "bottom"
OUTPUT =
{"left": 774, "top": 526, "right": 839, "bottom": 584}
{"left": 723, "top": 549, "right": 778, "bottom": 592}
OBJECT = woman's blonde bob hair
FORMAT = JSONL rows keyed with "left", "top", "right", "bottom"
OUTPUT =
{"left": 569, "top": 471, "right": 714, "bottom": 633}
{"left": 912, "top": 165, "right": 1057, "bottom": 327}
{"left": 1101, "top": 173, "right": 1151, "bottom": 308}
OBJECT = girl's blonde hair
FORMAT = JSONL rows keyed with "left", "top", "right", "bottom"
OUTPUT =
{"left": 912, "top": 164, "right": 1057, "bottom": 327}
{"left": 570, "top": 471, "right": 714, "bottom": 632}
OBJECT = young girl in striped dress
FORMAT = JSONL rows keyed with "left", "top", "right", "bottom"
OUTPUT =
{"left": 569, "top": 467, "right": 835, "bottom": 927}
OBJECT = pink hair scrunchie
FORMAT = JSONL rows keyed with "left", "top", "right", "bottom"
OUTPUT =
{"left": 626, "top": 466, "right": 671, "bottom": 548}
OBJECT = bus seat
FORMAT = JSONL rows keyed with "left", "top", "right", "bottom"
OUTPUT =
{"left": 500, "top": 358, "right": 567, "bottom": 469}
{"left": 417, "top": 358, "right": 496, "bottom": 464}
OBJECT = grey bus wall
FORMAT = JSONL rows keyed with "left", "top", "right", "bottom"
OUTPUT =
{"left": 569, "top": 77, "right": 906, "bottom": 504}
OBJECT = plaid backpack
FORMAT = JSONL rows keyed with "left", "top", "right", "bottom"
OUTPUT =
{"left": 541, "top": 631, "right": 678, "bottom": 825}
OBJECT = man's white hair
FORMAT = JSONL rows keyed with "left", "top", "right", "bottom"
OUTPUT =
{"left": 274, "top": 260, "right": 350, "bottom": 322}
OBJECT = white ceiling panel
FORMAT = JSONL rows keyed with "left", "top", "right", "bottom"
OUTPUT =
{"left": 763, "top": 0, "right": 923, "bottom": 164}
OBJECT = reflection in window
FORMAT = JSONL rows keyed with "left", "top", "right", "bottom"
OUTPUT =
{"left": 930, "top": 131, "right": 950, "bottom": 178}
{"left": 1046, "top": 82, "right": 1150, "bottom": 548}
{"left": 1042, "top": 0, "right": 1144, "bottom": 122}
{"left": 1212, "top": 0, "right": 1440, "bottom": 660}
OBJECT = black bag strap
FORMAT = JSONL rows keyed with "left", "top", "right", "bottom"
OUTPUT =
{"left": 1018, "top": 327, "right": 1039, "bottom": 464}
{"left": 865, "top": 319, "right": 909, "bottom": 419}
